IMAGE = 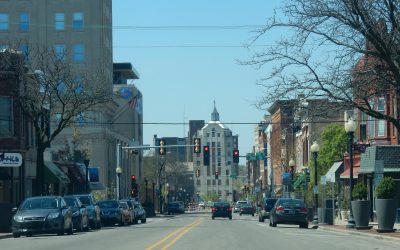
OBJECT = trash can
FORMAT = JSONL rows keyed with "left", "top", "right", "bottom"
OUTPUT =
{"left": 318, "top": 208, "right": 333, "bottom": 225}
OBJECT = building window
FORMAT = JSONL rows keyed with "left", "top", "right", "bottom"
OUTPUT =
{"left": 73, "top": 44, "right": 84, "bottom": 63}
{"left": 55, "top": 13, "right": 65, "bottom": 30}
{"left": 73, "top": 12, "right": 84, "bottom": 31}
{"left": 359, "top": 112, "right": 367, "bottom": 141}
{"left": 217, "top": 133, "right": 220, "bottom": 137}
{"left": 0, "top": 14, "right": 9, "bottom": 31}
{"left": 206, "top": 133, "right": 209, "bottom": 137}
{"left": 226, "top": 169, "right": 229, "bottom": 176}
{"left": 212, "top": 180, "right": 216, "bottom": 185}
{"left": 368, "top": 101, "right": 376, "bottom": 137}
{"left": 0, "top": 96, "right": 13, "bottom": 137}
{"left": 55, "top": 44, "right": 66, "bottom": 61}
{"left": 207, "top": 180, "right": 210, "bottom": 186}
{"left": 377, "top": 98, "right": 386, "bottom": 136}
{"left": 225, "top": 179, "right": 229, "bottom": 185}
{"left": 19, "top": 13, "right": 30, "bottom": 31}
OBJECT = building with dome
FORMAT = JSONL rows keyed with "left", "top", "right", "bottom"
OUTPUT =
{"left": 192, "top": 103, "right": 239, "bottom": 202}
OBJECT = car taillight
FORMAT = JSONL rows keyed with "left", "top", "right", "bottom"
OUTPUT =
{"left": 212, "top": 208, "right": 216, "bottom": 212}
{"left": 300, "top": 207, "right": 308, "bottom": 214}
{"left": 276, "top": 206, "right": 284, "bottom": 213}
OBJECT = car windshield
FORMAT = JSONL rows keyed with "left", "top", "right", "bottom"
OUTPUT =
{"left": 63, "top": 198, "right": 79, "bottom": 208}
{"left": 277, "top": 199, "right": 305, "bottom": 208}
{"left": 119, "top": 202, "right": 128, "bottom": 209}
{"left": 266, "top": 199, "right": 277, "bottom": 205}
{"left": 76, "top": 196, "right": 92, "bottom": 206}
{"left": 98, "top": 201, "right": 119, "bottom": 209}
{"left": 21, "top": 198, "right": 60, "bottom": 210}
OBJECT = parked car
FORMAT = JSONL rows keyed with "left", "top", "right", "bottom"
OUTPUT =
{"left": 259, "top": 198, "right": 278, "bottom": 222}
{"left": 199, "top": 201, "right": 206, "bottom": 209}
{"left": 12, "top": 196, "right": 74, "bottom": 237}
{"left": 166, "top": 201, "right": 185, "bottom": 214}
{"left": 234, "top": 201, "right": 248, "bottom": 213}
{"left": 211, "top": 202, "right": 232, "bottom": 220}
{"left": 98, "top": 200, "right": 124, "bottom": 226}
{"left": 118, "top": 201, "right": 133, "bottom": 225}
{"left": 133, "top": 201, "right": 147, "bottom": 223}
{"left": 63, "top": 195, "right": 89, "bottom": 232}
{"left": 119, "top": 198, "right": 136, "bottom": 224}
{"left": 269, "top": 198, "right": 309, "bottom": 228}
{"left": 239, "top": 203, "right": 255, "bottom": 216}
{"left": 75, "top": 194, "right": 101, "bottom": 230}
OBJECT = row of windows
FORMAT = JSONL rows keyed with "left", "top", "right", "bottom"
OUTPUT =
{"left": 0, "top": 12, "right": 84, "bottom": 32}
{"left": 0, "top": 96, "right": 13, "bottom": 137}
{"left": 0, "top": 44, "right": 85, "bottom": 63}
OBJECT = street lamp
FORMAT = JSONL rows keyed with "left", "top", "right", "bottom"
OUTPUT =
{"left": 289, "top": 159, "right": 295, "bottom": 195}
{"left": 83, "top": 158, "right": 90, "bottom": 193}
{"left": 345, "top": 118, "right": 357, "bottom": 228}
{"left": 116, "top": 166, "right": 122, "bottom": 200}
{"left": 310, "top": 141, "right": 320, "bottom": 225}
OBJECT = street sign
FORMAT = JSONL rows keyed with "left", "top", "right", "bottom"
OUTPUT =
{"left": 0, "top": 152, "right": 22, "bottom": 167}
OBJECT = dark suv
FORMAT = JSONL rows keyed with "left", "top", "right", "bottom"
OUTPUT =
{"left": 259, "top": 198, "right": 277, "bottom": 222}
{"left": 211, "top": 202, "right": 232, "bottom": 220}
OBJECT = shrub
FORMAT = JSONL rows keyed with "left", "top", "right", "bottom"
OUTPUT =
{"left": 352, "top": 182, "right": 367, "bottom": 200}
{"left": 376, "top": 177, "right": 396, "bottom": 199}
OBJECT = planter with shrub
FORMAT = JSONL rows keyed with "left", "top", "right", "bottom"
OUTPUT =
{"left": 375, "top": 177, "right": 397, "bottom": 232}
{"left": 351, "top": 182, "right": 371, "bottom": 229}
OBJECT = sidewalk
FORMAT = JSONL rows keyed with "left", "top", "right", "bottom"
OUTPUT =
{"left": 0, "top": 232, "right": 12, "bottom": 240}
{"left": 318, "top": 218, "right": 400, "bottom": 242}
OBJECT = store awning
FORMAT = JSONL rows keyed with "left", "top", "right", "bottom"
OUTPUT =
{"left": 293, "top": 173, "right": 306, "bottom": 189}
{"left": 325, "top": 161, "right": 344, "bottom": 182}
{"left": 340, "top": 166, "right": 360, "bottom": 179}
{"left": 44, "top": 161, "right": 70, "bottom": 184}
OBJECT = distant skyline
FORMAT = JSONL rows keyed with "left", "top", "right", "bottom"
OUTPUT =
{"left": 112, "top": 1, "right": 282, "bottom": 163}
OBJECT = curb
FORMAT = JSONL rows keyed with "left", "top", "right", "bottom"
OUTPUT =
{"left": 0, "top": 234, "right": 12, "bottom": 240}
{"left": 318, "top": 226, "right": 400, "bottom": 243}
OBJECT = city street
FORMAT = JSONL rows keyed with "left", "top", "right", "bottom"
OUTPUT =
{"left": 1, "top": 212, "right": 399, "bottom": 250}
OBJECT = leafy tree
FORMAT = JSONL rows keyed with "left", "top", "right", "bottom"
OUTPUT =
{"left": 1, "top": 43, "right": 111, "bottom": 195}
{"left": 246, "top": 0, "right": 400, "bottom": 141}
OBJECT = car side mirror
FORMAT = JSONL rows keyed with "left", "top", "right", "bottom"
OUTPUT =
{"left": 12, "top": 207, "right": 18, "bottom": 213}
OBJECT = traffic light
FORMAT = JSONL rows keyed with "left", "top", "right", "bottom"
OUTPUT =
{"left": 203, "top": 146, "right": 210, "bottom": 166}
{"left": 233, "top": 149, "right": 239, "bottom": 163}
{"left": 131, "top": 175, "right": 138, "bottom": 198}
{"left": 195, "top": 169, "right": 200, "bottom": 177}
{"left": 215, "top": 171, "right": 219, "bottom": 179}
{"left": 159, "top": 139, "right": 166, "bottom": 155}
{"left": 194, "top": 138, "right": 201, "bottom": 154}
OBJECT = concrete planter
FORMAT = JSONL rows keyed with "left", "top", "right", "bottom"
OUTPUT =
{"left": 376, "top": 199, "right": 397, "bottom": 232}
{"left": 351, "top": 200, "right": 371, "bottom": 229}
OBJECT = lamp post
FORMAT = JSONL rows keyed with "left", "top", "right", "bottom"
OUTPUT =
{"left": 289, "top": 159, "right": 295, "bottom": 196}
{"left": 144, "top": 178, "right": 148, "bottom": 204}
{"left": 310, "top": 141, "right": 320, "bottom": 225}
{"left": 116, "top": 166, "right": 122, "bottom": 200}
{"left": 83, "top": 158, "right": 90, "bottom": 193}
{"left": 345, "top": 118, "right": 356, "bottom": 228}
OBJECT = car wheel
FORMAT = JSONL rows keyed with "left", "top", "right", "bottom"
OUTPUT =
{"left": 12, "top": 233, "right": 20, "bottom": 238}
{"left": 26, "top": 233, "right": 32, "bottom": 237}
{"left": 58, "top": 221, "right": 65, "bottom": 235}
{"left": 141, "top": 218, "right": 146, "bottom": 223}
{"left": 239, "top": 213, "right": 242, "bottom": 216}
{"left": 252, "top": 213, "right": 254, "bottom": 217}
{"left": 212, "top": 216, "right": 215, "bottom": 220}
{"left": 229, "top": 216, "right": 232, "bottom": 220}
{"left": 300, "top": 222, "right": 308, "bottom": 229}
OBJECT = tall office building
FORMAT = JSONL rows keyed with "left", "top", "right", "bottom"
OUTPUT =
{"left": 0, "top": 1, "right": 142, "bottom": 196}
{"left": 193, "top": 104, "right": 238, "bottom": 202}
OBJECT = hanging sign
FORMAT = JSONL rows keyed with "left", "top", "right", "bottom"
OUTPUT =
{"left": 0, "top": 152, "right": 23, "bottom": 167}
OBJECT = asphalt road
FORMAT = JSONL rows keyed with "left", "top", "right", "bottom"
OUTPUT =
{"left": 1, "top": 212, "right": 399, "bottom": 250}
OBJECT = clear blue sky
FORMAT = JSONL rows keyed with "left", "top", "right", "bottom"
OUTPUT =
{"left": 112, "top": 0, "right": 281, "bottom": 162}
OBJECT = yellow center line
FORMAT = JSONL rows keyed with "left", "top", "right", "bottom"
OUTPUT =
{"left": 145, "top": 219, "right": 201, "bottom": 250}
{"left": 160, "top": 219, "right": 203, "bottom": 250}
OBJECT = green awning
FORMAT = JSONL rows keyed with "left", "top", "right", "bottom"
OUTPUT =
{"left": 44, "top": 161, "right": 70, "bottom": 184}
{"left": 293, "top": 173, "right": 306, "bottom": 189}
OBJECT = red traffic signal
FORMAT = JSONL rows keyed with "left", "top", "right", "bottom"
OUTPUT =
{"left": 233, "top": 149, "right": 239, "bottom": 163}
{"left": 203, "top": 146, "right": 210, "bottom": 166}
{"left": 131, "top": 175, "right": 136, "bottom": 180}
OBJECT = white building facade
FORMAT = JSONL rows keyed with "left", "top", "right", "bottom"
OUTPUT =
{"left": 193, "top": 105, "right": 238, "bottom": 202}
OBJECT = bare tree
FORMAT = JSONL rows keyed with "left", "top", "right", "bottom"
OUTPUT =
{"left": 245, "top": 0, "right": 400, "bottom": 137}
{"left": 1, "top": 43, "right": 112, "bottom": 195}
